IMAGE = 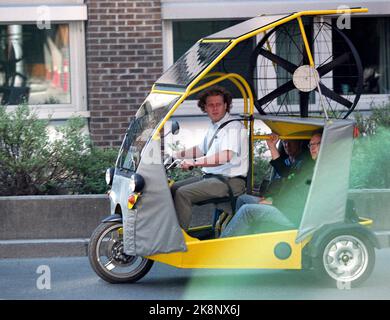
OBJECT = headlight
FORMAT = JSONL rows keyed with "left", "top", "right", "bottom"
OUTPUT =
{"left": 129, "top": 173, "right": 145, "bottom": 192}
{"left": 105, "top": 167, "right": 115, "bottom": 186}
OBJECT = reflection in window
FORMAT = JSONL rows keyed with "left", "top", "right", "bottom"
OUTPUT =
{"left": 172, "top": 20, "right": 254, "bottom": 99}
{"left": 0, "top": 24, "right": 70, "bottom": 105}
{"left": 333, "top": 17, "right": 390, "bottom": 95}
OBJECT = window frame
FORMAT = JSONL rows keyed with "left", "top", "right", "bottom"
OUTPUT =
{"left": 0, "top": 3, "right": 88, "bottom": 120}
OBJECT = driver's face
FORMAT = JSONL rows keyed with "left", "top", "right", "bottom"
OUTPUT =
{"left": 204, "top": 95, "right": 227, "bottom": 123}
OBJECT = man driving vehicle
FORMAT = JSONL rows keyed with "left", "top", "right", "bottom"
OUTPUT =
{"left": 171, "top": 86, "right": 249, "bottom": 230}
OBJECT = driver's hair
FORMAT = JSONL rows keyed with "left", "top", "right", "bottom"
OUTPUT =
{"left": 197, "top": 86, "right": 233, "bottom": 113}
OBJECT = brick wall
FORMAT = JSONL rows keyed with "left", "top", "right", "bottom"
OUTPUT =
{"left": 85, "top": 0, "right": 163, "bottom": 147}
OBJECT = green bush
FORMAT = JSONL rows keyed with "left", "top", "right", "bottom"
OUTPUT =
{"left": 0, "top": 104, "right": 117, "bottom": 196}
{"left": 351, "top": 102, "right": 390, "bottom": 189}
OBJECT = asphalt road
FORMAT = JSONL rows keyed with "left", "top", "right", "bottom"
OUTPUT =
{"left": 1, "top": 248, "right": 390, "bottom": 300}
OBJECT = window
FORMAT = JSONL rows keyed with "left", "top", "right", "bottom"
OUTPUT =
{"left": 0, "top": 3, "right": 87, "bottom": 119}
{"left": 333, "top": 17, "right": 390, "bottom": 95}
{"left": 0, "top": 24, "right": 71, "bottom": 105}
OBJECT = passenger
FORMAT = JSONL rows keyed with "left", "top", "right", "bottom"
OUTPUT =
{"left": 220, "top": 132, "right": 322, "bottom": 238}
{"left": 267, "top": 133, "right": 308, "bottom": 179}
{"left": 171, "top": 86, "right": 249, "bottom": 230}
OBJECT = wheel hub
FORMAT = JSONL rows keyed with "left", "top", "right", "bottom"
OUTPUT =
{"left": 111, "top": 242, "right": 136, "bottom": 266}
{"left": 341, "top": 251, "right": 352, "bottom": 264}
{"left": 323, "top": 236, "right": 369, "bottom": 282}
{"left": 292, "top": 65, "right": 320, "bottom": 92}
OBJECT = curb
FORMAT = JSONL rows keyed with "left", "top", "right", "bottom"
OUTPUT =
{"left": 0, "top": 239, "right": 89, "bottom": 259}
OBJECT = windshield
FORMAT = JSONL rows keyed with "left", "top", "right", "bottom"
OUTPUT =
{"left": 117, "top": 93, "right": 180, "bottom": 171}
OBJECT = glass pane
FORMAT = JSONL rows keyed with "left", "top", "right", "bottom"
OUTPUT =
{"left": 156, "top": 41, "right": 229, "bottom": 88}
{"left": 172, "top": 20, "right": 254, "bottom": 99}
{"left": 0, "top": 24, "right": 71, "bottom": 105}
{"left": 333, "top": 17, "right": 390, "bottom": 95}
{"left": 117, "top": 93, "right": 180, "bottom": 171}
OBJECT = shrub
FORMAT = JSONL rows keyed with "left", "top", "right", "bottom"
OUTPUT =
{"left": 0, "top": 104, "right": 117, "bottom": 196}
{"left": 351, "top": 102, "right": 390, "bottom": 188}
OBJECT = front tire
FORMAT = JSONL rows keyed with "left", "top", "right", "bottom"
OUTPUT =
{"left": 88, "top": 222, "right": 153, "bottom": 283}
{"left": 313, "top": 231, "right": 375, "bottom": 287}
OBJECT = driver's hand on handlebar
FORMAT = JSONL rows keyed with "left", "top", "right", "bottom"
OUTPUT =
{"left": 179, "top": 159, "right": 195, "bottom": 170}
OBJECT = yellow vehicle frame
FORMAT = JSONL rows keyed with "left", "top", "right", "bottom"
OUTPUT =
{"left": 146, "top": 8, "right": 370, "bottom": 270}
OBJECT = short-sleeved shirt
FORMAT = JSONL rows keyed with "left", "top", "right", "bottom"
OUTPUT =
{"left": 198, "top": 113, "right": 248, "bottom": 177}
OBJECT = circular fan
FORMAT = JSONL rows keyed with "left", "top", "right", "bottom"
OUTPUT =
{"left": 247, "top": 21, "right": 363, "bottom": 119}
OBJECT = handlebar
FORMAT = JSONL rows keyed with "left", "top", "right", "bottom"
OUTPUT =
{"left": 164, "top": 156, "right": 194, "bottom": 171}
{"left": 166, "top": 158, "right": 182, "bottom": 171}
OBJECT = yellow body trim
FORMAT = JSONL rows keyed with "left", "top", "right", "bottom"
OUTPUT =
{"left": 254, "top": 134, "right": 312, "bottom": 140}
{"left": 148, "top": 230, "right": 303, "bottom": 269}
{"left": 200, "top": 39, "right": 231, "bottom": 43}
{"left": 151, "top": 89, "right": 185, "bottom": 95}
{"left": 152, "top": 72, "right": 254, "bottom": 140}
{"left": 359, "top": 217, "right": 373, "bottom": 226}
{"left": 297, "top": 16, "right": 314, "bottom": 67}
{"left": 261, "top": 120, "right": 322, "bottom": 137}
{"left": 189, "top": 72, "right": 254, "bottom": 115}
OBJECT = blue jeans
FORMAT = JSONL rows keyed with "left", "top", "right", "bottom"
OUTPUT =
{"left": 221, "top": 194, "right": 294, "bottom": 238}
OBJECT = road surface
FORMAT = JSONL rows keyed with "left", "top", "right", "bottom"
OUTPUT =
{"left": 1, "top": 248, "right": 390, "bottom": 300}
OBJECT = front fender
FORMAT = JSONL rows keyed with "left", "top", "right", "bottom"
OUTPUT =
{"left": 307, "top": 222, "right": 380, "bottom": 258}
{"left": 102, "top": 213, "right": 122, "bottom": 223}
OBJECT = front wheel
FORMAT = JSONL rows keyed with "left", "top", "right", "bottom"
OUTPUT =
{"left": 88, "top": 221, "right": 153, "bottom": 283}
{"left": 313, "top": 231, "right": 375, "bottom": 287}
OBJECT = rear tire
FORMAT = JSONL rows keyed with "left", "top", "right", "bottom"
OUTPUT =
{"left": 88, "top": 222, "right": 153, "bottom": 283}
{"left": 313, "top": 231, "right": 375, "bottom": 288}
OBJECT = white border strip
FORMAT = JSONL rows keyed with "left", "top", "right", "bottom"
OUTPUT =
{"left": 0, "top": 4, "right": 87, "bottom": 23}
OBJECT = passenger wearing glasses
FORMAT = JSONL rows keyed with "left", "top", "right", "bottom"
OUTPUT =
{"left": 220, "top": 132, "right": 322, "bottom": 237}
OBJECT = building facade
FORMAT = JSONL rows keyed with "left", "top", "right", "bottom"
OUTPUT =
{"left": 1, "top": 0, "right": 390, "bottom": 147}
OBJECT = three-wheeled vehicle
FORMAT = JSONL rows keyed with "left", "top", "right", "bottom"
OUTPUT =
{"left": 88, "top": 8, "right": 381, "bottom": 287}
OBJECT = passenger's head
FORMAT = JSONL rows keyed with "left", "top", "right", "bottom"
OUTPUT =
{"left": 197, "top": 86, "right": 233, "bottom": 123}
{"left": 308, "top": 133, "right": 322, "bottom": 160}
{"left": 282, "top": 140, "right": 302, "bottom": 158}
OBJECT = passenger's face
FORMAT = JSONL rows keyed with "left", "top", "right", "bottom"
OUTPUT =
{"left": 204, "top": 95, "right": 227, "bottom": 123}
{"left": 283, "top": 140, "right": 301, "bottom": 157}
{"left": 309, "top": 134, "right": 321, "bottom": 160}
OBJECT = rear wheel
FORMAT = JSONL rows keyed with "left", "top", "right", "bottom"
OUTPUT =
{"left": 88, "top": 222, "right": 153, "bottom": 283}
{"left": 313, "top": 231, "right": 375, "bottom": 287}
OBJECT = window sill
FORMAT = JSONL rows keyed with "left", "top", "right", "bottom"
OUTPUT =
{"left": 4, "top": 104, "right": 90, "bottom": 120}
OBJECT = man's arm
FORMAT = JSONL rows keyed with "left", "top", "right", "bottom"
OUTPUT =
{"left": 266, "top": 133, "right": 281, "bottom": 160}
{"left": 180, "top": 150, "right": 233, "bottom": 170}
{"left": 173, "top": 146, "right": 204, "bottom": 160}
{"left": 266, "top": 133, "right": 291, "bottom": 178}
